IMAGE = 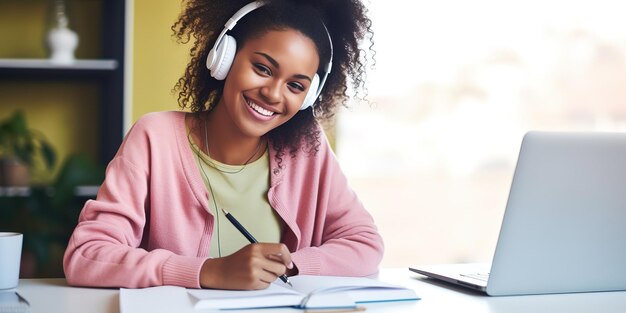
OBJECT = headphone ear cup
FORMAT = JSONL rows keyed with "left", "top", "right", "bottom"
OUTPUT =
{"left": 300, "top": 74, "right": 320, "bottom": 110}
{"left": 209, "top": 35, "right": 237, "bottom": 80}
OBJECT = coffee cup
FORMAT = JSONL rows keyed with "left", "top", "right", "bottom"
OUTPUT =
{"left": 0, "top": 232, "right": 23, "bottom": 290}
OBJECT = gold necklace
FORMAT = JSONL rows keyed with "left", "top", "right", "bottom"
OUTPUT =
{"left": 203, "top": 120, "right": 263, "bottom": 174}
{"left": 189, "top": 117, "right": 265, "bottom": 257}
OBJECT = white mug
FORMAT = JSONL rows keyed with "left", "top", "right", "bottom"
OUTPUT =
{"left": 0, "top": 232, "right": 23, "bottom": 289}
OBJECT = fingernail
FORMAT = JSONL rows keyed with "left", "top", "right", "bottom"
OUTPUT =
{"left": 288, "top": 262, "right": 294, "bottom": 269}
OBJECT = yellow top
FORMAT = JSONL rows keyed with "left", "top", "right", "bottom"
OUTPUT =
{"left": 189, "top": 141, "right": 285, "bottom": 258}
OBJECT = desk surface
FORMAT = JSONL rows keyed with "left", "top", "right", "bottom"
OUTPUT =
{"left": 15, "top": 268, "right": 626, "bottom": 313}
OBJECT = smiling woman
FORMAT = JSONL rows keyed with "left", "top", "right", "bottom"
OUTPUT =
{"left": 62, "top": 0, "right": 383, "bottom": 291}
{"left": 212, "top": 30, "right": 319, "bottom": 143}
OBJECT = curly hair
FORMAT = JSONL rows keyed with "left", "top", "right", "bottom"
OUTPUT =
{"left": 171, "top": 0, "right": 374, "bottom": 158}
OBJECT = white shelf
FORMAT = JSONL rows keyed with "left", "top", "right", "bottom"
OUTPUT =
{"left": 0, "top": 186, "right": 30, "bottom": 197}
{"left": 0, "top": 58, "right": 118, "bottom": 70}
{"left": 74, "top": 185, "right": 100, "bottom": 197}
{"left": 0, "top": 185, "right": 99, "bottom": 197}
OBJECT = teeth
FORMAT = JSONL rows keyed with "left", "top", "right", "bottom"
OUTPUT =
{"left": 246, "top": 99, "right": 274, "bottom": 117}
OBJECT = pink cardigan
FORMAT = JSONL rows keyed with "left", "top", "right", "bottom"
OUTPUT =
{"left": 63, "top": 111, "right": 384, "bottom": 288}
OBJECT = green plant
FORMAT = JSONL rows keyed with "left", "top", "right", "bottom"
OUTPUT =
{"left": 0, "top": 110, "right": 56, "bottom": 170}
{"left": 0, "top": 153, "right": 104, "bottom": 278}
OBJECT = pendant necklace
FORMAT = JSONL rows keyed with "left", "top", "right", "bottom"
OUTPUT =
{"left": 203, "top": 120, "right": 264, "bottom": 174}
{"left": 193, "top": 118, "right": 266, "bottom": 257}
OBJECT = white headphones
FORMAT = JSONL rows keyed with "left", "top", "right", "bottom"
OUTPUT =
{"left": 205, "top": 1, "right": 333, "bottom": 110}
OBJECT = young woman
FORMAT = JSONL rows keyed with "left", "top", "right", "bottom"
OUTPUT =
{"left": 63, "top": 0, "right": 383, "bottom": 290}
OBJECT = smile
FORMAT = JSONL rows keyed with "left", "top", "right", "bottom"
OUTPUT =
{"left": 246, "top": 98, "right": 275, "bottom": 117}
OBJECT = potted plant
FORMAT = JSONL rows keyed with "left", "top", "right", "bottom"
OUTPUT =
{"left": 0, "top": 110, "right": 56, "bottom": 186}
{"left": 0, "top": 153, "right": 104, "bottom": 277}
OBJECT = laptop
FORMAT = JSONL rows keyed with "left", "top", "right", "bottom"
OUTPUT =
{"left": 410, "top": 131, "right": 626, "bottom": 296}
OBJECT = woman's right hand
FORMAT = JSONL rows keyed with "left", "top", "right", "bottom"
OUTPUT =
{"left": 199, "top": 243, "right": 293, "bottom": 290}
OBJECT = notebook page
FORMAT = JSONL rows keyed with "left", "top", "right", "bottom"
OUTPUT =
{"left": 120, "top": 286, "right": 195, "bottom": 313}
{"left": 188, "top": 283, "right": 303, "bottom": 309}
{"left": 289, "top": 275, "right": 410, "bottom": 294}
{"left": 290, "top": 276, "right": 419, "bottom": 308}
{"left": 185, "top": 276, "right": 418, "bottom": 310}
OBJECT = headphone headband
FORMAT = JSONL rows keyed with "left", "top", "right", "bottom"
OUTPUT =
{"left": 207, "top": 1, "right": 265, "bottom": 70}
{"left": 316, "top": 21, "right": 333, "bottom": 101}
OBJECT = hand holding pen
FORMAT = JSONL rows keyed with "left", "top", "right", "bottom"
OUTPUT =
{"left": 199, "top": 243, "right": 294, "bottom": 290}
{"left": 221, "top": 208, "right": 293, "bottom": 287}
{"left": 198, "top": 209, "right": 294, "bottom": 290}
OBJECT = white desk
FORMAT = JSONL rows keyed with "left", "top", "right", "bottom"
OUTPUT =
{"left": 15, "top": 268, "right": 626, "bottom": 313}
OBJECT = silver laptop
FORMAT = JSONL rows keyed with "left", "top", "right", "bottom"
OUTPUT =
{"left": 410, "top": 131, "right": 626, "bottom": 296}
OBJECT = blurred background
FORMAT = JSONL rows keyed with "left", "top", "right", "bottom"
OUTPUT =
{"left": 340, "top": 0, "right": 626, "bottom": 267}
{"left": 1, "top": 0, "right": 625, "bottom": 276}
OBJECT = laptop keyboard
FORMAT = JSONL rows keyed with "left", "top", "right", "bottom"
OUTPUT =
{"left": 460, "top": 272, "right": 490, "bottom": 282}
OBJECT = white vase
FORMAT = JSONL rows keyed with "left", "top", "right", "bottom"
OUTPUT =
{"left": 47, "top": 8, "right": 79, "bottom": 64}
{"left": 47, "top": 24, "right": 78, "bottom": 64}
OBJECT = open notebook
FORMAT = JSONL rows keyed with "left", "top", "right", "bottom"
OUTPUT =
{"left": 120, "top": 275, "right": 418, "bottom": 312}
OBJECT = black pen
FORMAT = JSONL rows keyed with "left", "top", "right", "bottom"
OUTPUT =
{"left": 221, "top": 208, "right": 293, "bottom": 287}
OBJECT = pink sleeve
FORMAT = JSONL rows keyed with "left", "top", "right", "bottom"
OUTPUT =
{"left": 288, "top": 139, "right": 384, "bottom": 276}
{"left": 63, "top": 157, "right": 205, "bottom": 288}
{"left": 63, "top": 117, "right": 206, "bottom": 288}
